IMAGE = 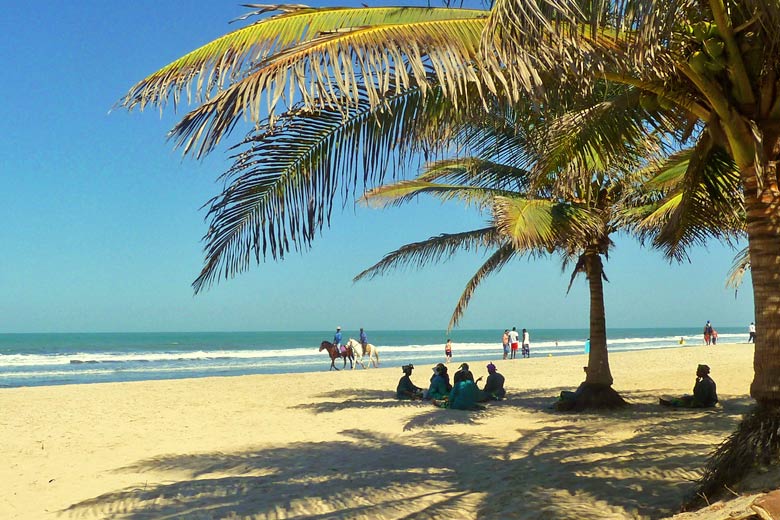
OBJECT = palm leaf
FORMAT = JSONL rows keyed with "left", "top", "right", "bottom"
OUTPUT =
{"left": 725, "top": 246, "right": 751, "bottom": 291}
{"left": 163, "top": 16, "right": 490, "bottom": 156}
{"left": 352, "top": 227, "right": 502, "bottom": 282}
{"left": 121, "top": 5, "right": 488, "bottom": 111}
{"left": 448, "top": 242, "right": 517, "bottom": 330}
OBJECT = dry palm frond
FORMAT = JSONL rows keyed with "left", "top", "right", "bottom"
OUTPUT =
{"left": 725, "top": 247, "right": 750, "bottom": 291}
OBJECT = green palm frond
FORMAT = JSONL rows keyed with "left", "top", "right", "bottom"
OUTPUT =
{"left": 492, "top": 196, "right": 601, "bottom": 252}
{"left": 448, "top": 242, "right": 517, "bottom": 330}
{"left": 630, "top": 134, "right": 744, "bottom": 262}
{"left": 121, "top": 6, "right": 488, "bottom": 111}
{"left": 360, "top": 180, "right": 507, "bottom": 211}
{"left": 352, "top": 227, "right": 503, "bottom": 282}
{"left": 419, "top": 157, "right": 533, "bottom": 190}
{"left": 194, "top": 85, "right": 452, "bottom": 292}
{"left": 160, "top": 16, "right": 490, "bottom": 156}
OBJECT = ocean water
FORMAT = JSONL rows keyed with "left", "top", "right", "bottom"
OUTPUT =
{"left": 0, "top": 327, "right": 749, "bottom": 388}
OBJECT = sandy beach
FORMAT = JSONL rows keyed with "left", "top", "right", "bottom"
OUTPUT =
{"left": 1, "top": 342, "right": 757, "bottom": 519}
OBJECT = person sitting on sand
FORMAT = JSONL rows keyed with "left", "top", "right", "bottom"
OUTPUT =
{"left": 396, "top": 364, "right": 423, "bottom": 400}
{"left": 434, "top": 377, "right": 481, "bottom": 410}
{"left": 424, "top": 363, "right": 450, "bottom": 400}
{"left": 660, "top": 364, "right": 718, "bottom": 408}
{"left": 453, "top": 362, "right": 475, "bottom": 386}
{"left": 477, "top": 362, "right": 506, "bottom": 401}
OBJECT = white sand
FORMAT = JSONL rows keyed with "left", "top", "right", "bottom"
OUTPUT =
{"left": 0, "top": 342, "right": 756, "bottom": 519}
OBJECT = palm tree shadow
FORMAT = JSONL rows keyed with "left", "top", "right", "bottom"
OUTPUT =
{"left": 62, "top": 391, "right": 749, "bottom": 520}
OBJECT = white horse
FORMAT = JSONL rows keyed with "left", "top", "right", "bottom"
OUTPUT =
{"left": 345, "top": 338, "right": 380, "bottom": 369}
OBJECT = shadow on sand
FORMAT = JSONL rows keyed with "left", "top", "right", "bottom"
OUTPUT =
{"left": 63, "top": 389, "right": 753, "bottom": 520}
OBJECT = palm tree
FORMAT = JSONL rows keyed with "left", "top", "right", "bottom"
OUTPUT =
{"left": 121, "top": 2, "right": 773, "bottom": 498}
{"left": 356, "top": 158, "right": 637, "bottom": 409}
{"left": 481, "top": 0, "right": 780, "bottom": 500}
{"left": 350, "top": 83, "right": 669, "bottom": 408}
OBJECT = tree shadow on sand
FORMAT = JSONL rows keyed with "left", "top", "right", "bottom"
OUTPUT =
{"left": 62, "top": 389, "right": 753, "bottom": 519}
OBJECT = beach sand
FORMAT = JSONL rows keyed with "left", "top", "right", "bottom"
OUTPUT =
{"left": 0, "top": 342, "right": 758, "bottom": 519}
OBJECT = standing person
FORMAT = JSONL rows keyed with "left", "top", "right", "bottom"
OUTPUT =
{"left": 521, "top": 328, "right": 530, "bottom": 358}
{"left": 703, "top": 321, "right": 713, "bottom": 345}
{"left": 333, "top": 326, "right": 343, "bottom": 355}
{"left": 749, "top": 322, "right": 756, "bottom": 343}
{"left": 502, "top": 329, "right": 510, "bottom": 360}
{"left": 508, "top": 327, "right": 520, "bottom": 359}
{"left": 711, "top": 329, "right": 718, "bottom": 345}
{"left": 444, "top": 338, "right": 453, "bottom": 363}
{"left": 359, "top": 327, "right": 368, "bottom": 352}
{"left": 584, "top": 338, "right": 591, "bottom": 353}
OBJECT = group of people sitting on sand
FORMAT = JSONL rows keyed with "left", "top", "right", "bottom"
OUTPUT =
{"left": 399, "top": 360, "right": 719, "bottom": 411}
{"left": 396, "top": 361, "right": 506, "bottom": 409}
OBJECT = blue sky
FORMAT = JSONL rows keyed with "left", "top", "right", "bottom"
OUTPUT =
{"left": 0, "top": 1, "right": 753, "bottom": 333}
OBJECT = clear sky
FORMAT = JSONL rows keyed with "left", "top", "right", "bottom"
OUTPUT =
{"left": 0, "top": 1, "right": 753, "bottom": 333}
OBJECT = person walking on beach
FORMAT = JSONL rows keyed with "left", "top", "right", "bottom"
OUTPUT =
{"left": 444, "top": 338, "right": 453, "bottom": 363}
{"left": 521, "top": 328, "right": 531, "bottom": 358}
{"left": 333, "top": 326, "right": 343, "bottom": 355}
{"left": 703, "top": 321, "right": 713, "bottom": 345}
{"left": 749, "top": 322, "right": 756, "bottom": 343}
{"left": 508, "top": 327, "right": 520, "bottom": 359}
{"left": 502, "top": 329, "right": 510, "bottom": 360}
{"left": 711, "top": 329, "right": 718, "bottom": 345}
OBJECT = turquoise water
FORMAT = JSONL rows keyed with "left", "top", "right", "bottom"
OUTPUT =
{"left": 0, "top": 327, "right": 749, "bottom": 388}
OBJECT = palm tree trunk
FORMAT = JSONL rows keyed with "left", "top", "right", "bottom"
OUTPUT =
{"left": 744, "top": 173, "right": 780, "bottom": 403}
{"left": 555, "top": 249, "right": 626, "bottom": 411}
{"left": 584, "top": 251, "right": 613, "bottom": 386}
{"left": 692, "top": 159, "right": 780, "bottom": 504}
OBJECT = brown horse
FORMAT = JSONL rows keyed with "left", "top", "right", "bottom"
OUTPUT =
{"left": 319, "top": 341, "right": 354, "bottom": 371}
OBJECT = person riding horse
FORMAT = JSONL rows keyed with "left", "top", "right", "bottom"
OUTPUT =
{"left": 333, "top": 326, "right": 344, "bottom": 356}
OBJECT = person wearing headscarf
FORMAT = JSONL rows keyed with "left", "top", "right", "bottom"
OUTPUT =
{"left": 396, "top": 364, "right": 423, "bottom": 400}
{"left": 453, "top": 362, "right": 475, "bottom": 386}
{"left": 447, "top": 376, "right": 480, "bottom": 410}
{"left": 424, "top": 363, "right": 450, "bottom": 400}
{"left": 478, "top": 362, "right": 506, "bottom": 401}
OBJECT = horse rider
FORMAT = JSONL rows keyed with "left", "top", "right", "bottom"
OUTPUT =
{"left": 333, "top": 326, "right": 343, "bottom": 356}
{"left": 359, "top": 327, "right": 368, "bottom": 352}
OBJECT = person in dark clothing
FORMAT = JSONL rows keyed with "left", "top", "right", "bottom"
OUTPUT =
{"left": 660, "top": 364, "right": 718, "bottom": 408}
{"left": 424, "top": 363, "right": 450, "bottom": 400}
{"left": 396, "top": 364, "right": 423, "bottom": 400}
{"left": 453, "top": 363, "right": 475, "bottom": 386}
{"left": 478, "top": 362, "right": 506, "bottom": 401}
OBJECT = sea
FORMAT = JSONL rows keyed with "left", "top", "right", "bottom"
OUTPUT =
{"left": 0, "top": 327, "right": 749, "bottom": 388}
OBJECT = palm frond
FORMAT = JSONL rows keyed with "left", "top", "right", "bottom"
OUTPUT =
{"left": 163, "top": 16, "right": 490, "bottom": 156}
{"left": 194, "top": 85, "right": 451, "bottom": 292}
{"left": 352, "top": 227, "right": 502, "bottom": 282}
{"left": 448, "top": 242, "right": 517, "bottom": 330}
{"left": 121, "top": 6, "right": 488, "bottom": 111}
{"left": 492, "top": 196, "right": 601, "bottom": 252}
{"left": 630, "top": 133, "right": 745, "bottom": 262}
{"left": 725, "top": 246, "right": 751, "bottom": 291}
{"left": 360, "top": 180, "right": 508, "bottom": 211}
